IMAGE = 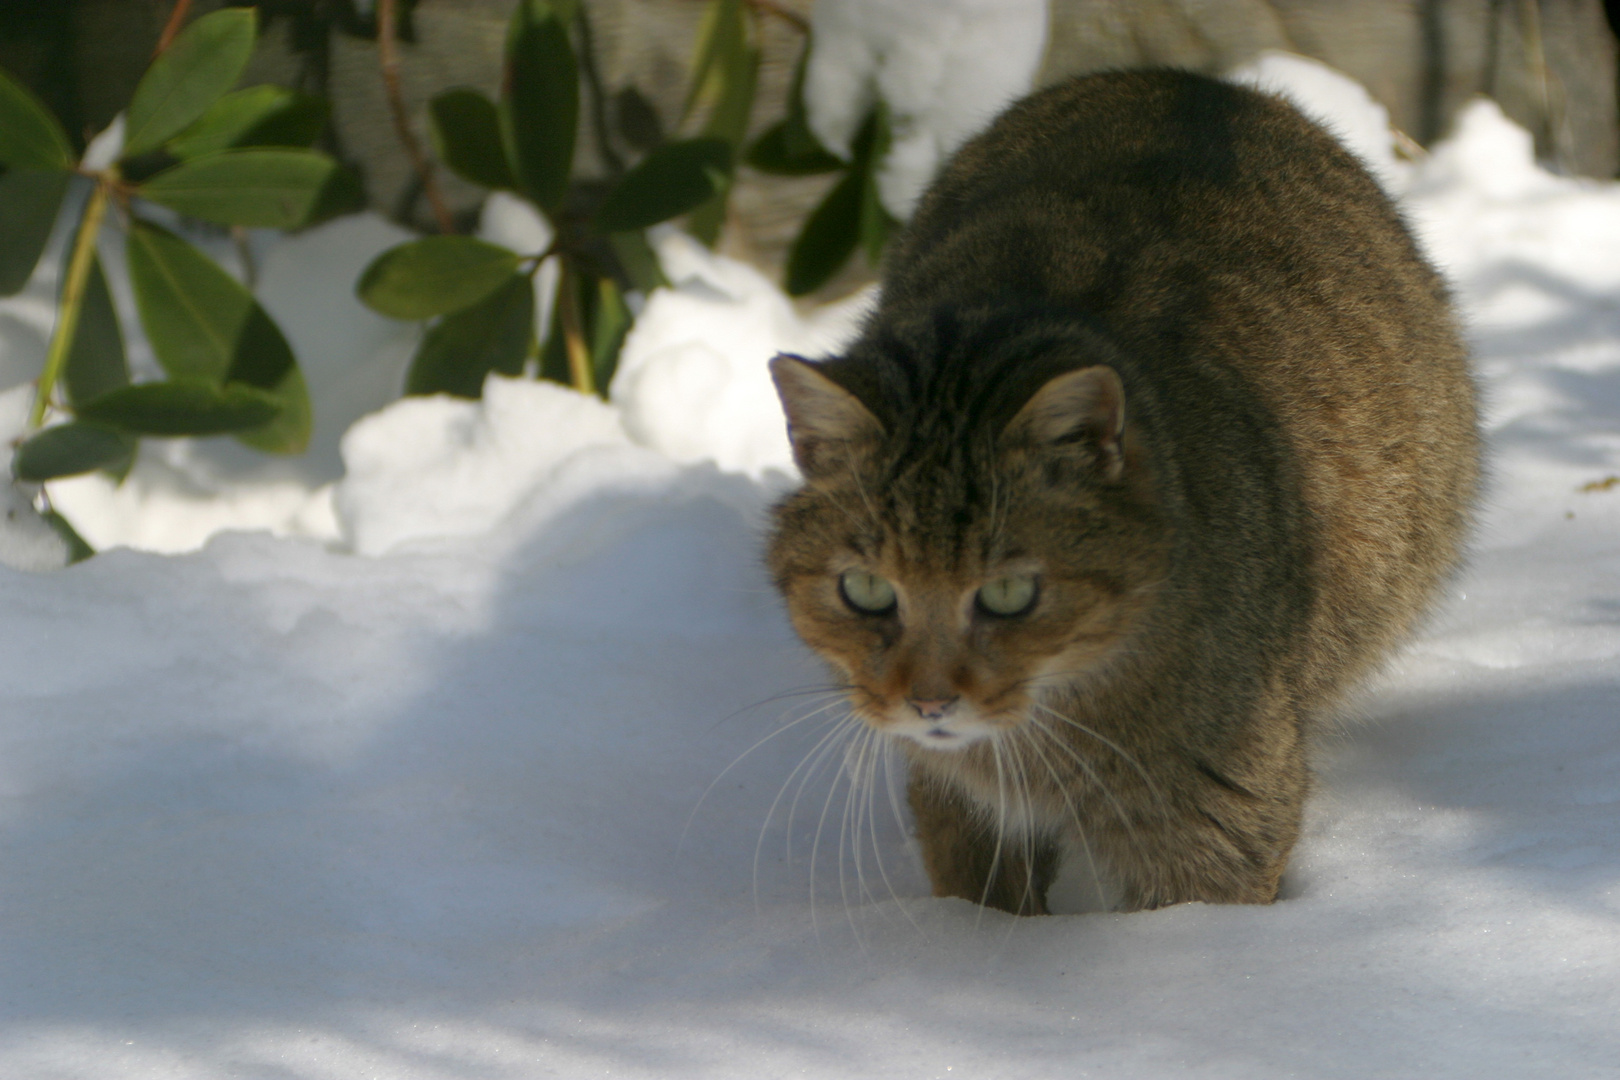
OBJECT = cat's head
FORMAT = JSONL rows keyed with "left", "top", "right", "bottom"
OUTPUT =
{"left": 766, "top": 343, "right": 1169, "bottom": 752}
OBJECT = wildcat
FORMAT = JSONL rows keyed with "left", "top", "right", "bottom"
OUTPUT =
{"left": 765, "top": 70, "right": 1479, "bottom": 914}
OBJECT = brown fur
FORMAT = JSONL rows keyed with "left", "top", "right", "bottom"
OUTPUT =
{"left": 765, "top": 71, "right": 1480, "bottom": 914}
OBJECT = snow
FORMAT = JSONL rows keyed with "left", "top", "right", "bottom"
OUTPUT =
{"left": 803, "top": 0, "right": 1048, "bottom": 220}
{"left": 3, "top": 55, "right": 1620, "bottom": 1078}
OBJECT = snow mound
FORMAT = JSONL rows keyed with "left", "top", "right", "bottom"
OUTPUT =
{"left": 334, "top": 375, "right": 638, "bottom": 557}
{"left": 610, "top": 230, "right": 873, "bottom": 478}
{"left": 804, "top": 0, "right": 1048, "bottom": 219}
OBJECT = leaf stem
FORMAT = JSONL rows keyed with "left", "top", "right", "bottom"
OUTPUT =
{"left": 30, "top": 178, "right": 110, "bottom": 431}
{"left": 154, "top": 0, "right": 195, "bottom": 58}
{"left": 557, "top": 258, "right": 595, "bottom": 396}
{"left": 378, "top": 0, "right": 456, "bottom": 233}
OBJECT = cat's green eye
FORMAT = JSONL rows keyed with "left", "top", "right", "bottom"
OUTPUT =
{"left": 977, "top": 575, "right": 1038, "bottom": 617}
{"left": 839, "top": 570, "right": 897, "bottom": 614}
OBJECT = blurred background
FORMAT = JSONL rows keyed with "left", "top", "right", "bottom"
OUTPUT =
{"left": 3, "top": 0, "right": 1615, "bottom": 292}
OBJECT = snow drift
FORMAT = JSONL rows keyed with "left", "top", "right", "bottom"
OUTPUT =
{"left": 1, "top": 56, "right": 1617, "bottom": 1079}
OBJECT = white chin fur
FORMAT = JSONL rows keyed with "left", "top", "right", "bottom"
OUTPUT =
{"left": 887, "top": 716, "right": 996, "bottom": 750}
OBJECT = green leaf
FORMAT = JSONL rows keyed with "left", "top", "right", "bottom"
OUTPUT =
{"left": 232, "top": 365, "right": 311, "bottom": 455}
{"left": 126, "top": 218, "right": 254, "bottom": 381}
{"left": 430, "top": 88, "right": 515, "bottom": 191}
{"left": 858, "top": 103, "right": 894, "bottom": 266}
{"left": 682, "top": 0, "right": 744, "bottom": 124}
{"left": 745, "top": 120, "right": 843, "bottom": 175}
{"left": 59, "top": 253, "right": 141, "bottom": 478}
{"left": 64, "top": 255, "right": 130, "bottom": 405}
{"left": 166, "top": 85, "right": 328, "bottom": 159}
{"left": 700, "top": 37, "right": 756, "bottom": 150}
{"left": 778, "top": 34, "right": 829, "bottom": 162}
{"left": 683, "top": 188, "right": 725, "bottom": 249}
{"left": 124, "top": 8, "right": 257, "bottom": 158}
{"left": 686, "top": 45, "right": 756, "bottom": 244}
{"left": 76, "top": 380, "right": 282, "bottom": 436}
{"left": 0, "top": 168, "right": 69, "bottom": 295}
{"left": 136, "top": 148, "right": 342, "bottom": 229}
{"left": 357, "top": 236, "right": 524, "bottom": 320}
{"left": 745, "top": 35, "right": 842, "bottom": 175}
{"left": 613, "top": 86, "right": 664, "bottom": 152}
{"left": 681, "top": 0, "right": 756, "bottom": 246}
{"left": 501, "top": 0, "right": 578, "bottom": 212}
{"left": 125, "top": 218, "right": 311, "bottom": 453}
{"left": 783, "top": 108, "right": 889, "bottom": 295}
{"left": 43, "top": 508, "right": 95, "bottom": 563}
{"left": 590, "top": 275, "right": 630, "bottom": 392}
{"left": 407, "top": 273, "right": 534, "bottom": 398}
{"left": 785, "top": 167, "right": 861, "bottom": 296}
{"left": 11, "top": 422, "right": 133, "bottom": 482}
{"left": 307, "top": 162, "right": 366, "bottom": 225}
{"left": 593, "top": 137, "right": 731, "bottom": 233}
{"left": 607, "top": 230, "right": 667, "bottom": 293}
{"left": 0, "top": 66, "right": 74, "bottom": 169}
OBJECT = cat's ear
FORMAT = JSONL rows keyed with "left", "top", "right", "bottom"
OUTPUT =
{"left": 1002, "top": 365, "right": 1126, "bottom": 481}
{"left": 770, "top": 354, "right": 883, "bottom": 480}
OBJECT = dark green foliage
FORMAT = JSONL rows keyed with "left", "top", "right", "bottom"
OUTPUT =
{"left": 744, "top": 36, "right": 839, "bottom": 176}
{"left": 76, "top": 381, "right": 283, "bottom": 437}
{"left": 682, "top": 0, "right": 756, "bottom": 246}
{"left": 0, "top": 64, "right": 73, "bottom": 169}
{"left": 125, "top": 219, "right": 310, "bottom": 453}
{"left": 136, "top": 148, "right": 345, "bottom": 230}
{"left": 358, "top": 236, "right": 524, "bottom": 319}
{"left": 362, "top": 0, "right": 770, "bottom": 402}
{"left": 502, "top": 0, "right": 578, "bottom": 212}
{"left": 123, "top": 8, "right": 257, "bottom": 158}
{"left": 406, "top": 273, "right": 535, "bottom": 398}
{"left": 430, "top": 88, "right": 515, "bottom": 191}
{"left": 613, "top": 86, "right": 664, "bottom": 151}
{"left": 745, "top": 123, "right": 842, "bottom": 176}
{"left": 1, "top": 5, "right": 328, "bottom": 566}
{"left": 166, "top": 85, "right": 329, "bottom": 159}
{"left": 0, "top": 168, "right": 68, "bottom": 295}
{"left": 11, "top": 422, "right": 134, "bottom": 482}
{"left": 63, "top": 257, "right": 131, "bottom": 405}
{"left": 593, "top": 138, "right": 731, "bottom": 232}
{"left": 785, "top": 167, "right": 862, "bottom": 297}
{"left": 784, "top": 107, "right": 894, "bottom": 296}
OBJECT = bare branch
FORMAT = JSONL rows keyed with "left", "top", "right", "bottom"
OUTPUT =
{"left": 378, "top": 0, "right": 456, "bottom": 233}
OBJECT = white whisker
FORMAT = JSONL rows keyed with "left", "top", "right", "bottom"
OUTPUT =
{"left": 686, "top": 693, "right": 847, "bottom": 850}
{"left": 1014, "top": 724, "right": 1108, "bottom": 909}
{"left": 1031, "top": 700, "right": 1164, "bottom": 807}
{"left": 754, "top": 711, "right": 859, "bottom": 915}
{"left": 1025, "top": 711, "right": 1145, "bottom": 855}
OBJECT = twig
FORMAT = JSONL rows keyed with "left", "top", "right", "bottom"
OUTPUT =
{"left": 742, "top": 0, "right": 809, "bottom": 34}
{"left": 557, "top": 259, "right": 595, "bottom": 395}
{"left": 154, "top": 0, "right": 195, "bottom": 57}
{"left": 31, "top": 179, "right": 111, "bottom": 430}
{"left": 377, "top": 0, "right": 455, "bottom": 233}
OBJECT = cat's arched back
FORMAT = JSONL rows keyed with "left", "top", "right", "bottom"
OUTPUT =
{"left": 767, "top": 70, "right": 1479, "bottom": 913}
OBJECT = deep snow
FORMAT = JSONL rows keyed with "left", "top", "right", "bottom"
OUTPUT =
{"left": 0, "top": 56, "right": 1618, "bottom": 1078}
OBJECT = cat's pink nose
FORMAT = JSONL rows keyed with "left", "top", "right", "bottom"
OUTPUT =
{"left": 907, "top": 697, "right": 958, "bottom": 720}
